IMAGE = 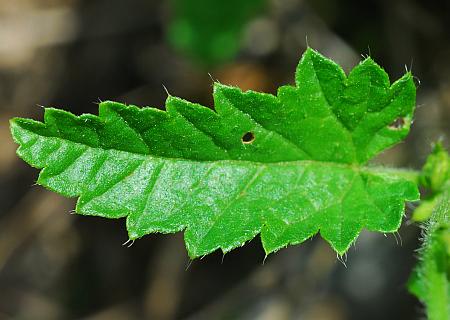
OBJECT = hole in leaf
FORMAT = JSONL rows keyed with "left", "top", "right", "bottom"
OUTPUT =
{"left": 388, "top": 117, "right": 405, "bottom": 130}
{"left": 241, "top": 131, "right": 255, "bottom": 144}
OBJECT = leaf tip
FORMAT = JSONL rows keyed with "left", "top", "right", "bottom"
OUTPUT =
{"left": 9, "top": 118, "right": 21, "bottom": 143}
{"left": 9, "top": 117, "right": 19, "bottom": 132}
{"left": 185, "top": 245, "right": 201, "bottom": 260}
{"left": 360, "top": 55, "right": 375, "bottom": 65}
{"left": 212, "top": 81, "right": 229, "bottom": 93}
{"left": 98, "top": 100, "right": 123, "bottom": 114}
{"left": 331, "top": 243, "right": 352, "bottom": 257}
{"left": 304, "top": 46, "right": 318, "bottom": 55}
{"left": 9, "top": 117, "right": 36, "bottom": 146}
{"left": 301, "top": 46, "right": 320, "bottom": 62}
{"left": 9, "top": 117, "right": 30, "bottom": 130}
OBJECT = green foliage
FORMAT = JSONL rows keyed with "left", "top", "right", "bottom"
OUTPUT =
{"left": 409, "top": 145, "right": 449, "bottom": 320}
{"left": 168, "top": 0, "right": 266, "bottom": 65}
{"left": 10, "top": 48, "right": 419, "bottom": 258}
{"left": 414, "top": 143, "right": 450, "bottom": 222}
{"left": 420, "top": 142, "right": 449, "bottom": 193}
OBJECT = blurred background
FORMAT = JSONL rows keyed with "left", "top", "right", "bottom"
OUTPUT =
{"left": 0, "top": 0, "right": 449, "bottom": 319}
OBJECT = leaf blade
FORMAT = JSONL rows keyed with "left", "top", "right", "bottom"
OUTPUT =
{"left": 10, "top": 48, "right": 420, "bottom": 258}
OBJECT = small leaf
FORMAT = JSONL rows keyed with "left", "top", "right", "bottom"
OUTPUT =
{"left": 419, "top": 142, "right": 450, "bottom": 194}
{"left": 10, "top": 48, "right": 419, "bottom": 258}
{"left": 413, "top": 142, "right": 450, "bottom": 222}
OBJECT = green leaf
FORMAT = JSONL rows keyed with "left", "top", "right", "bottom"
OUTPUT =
{"left": 419, "top": 142, "right": 450, "bottom": 194}
{"left": 409, "top": 146, "right": 450, "bottom": 320}
{"left": 10, "top": 48, "right": 419, "bottom": 258}
{"left": 413, "top": 143, "right": 450, "bottom": 222}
